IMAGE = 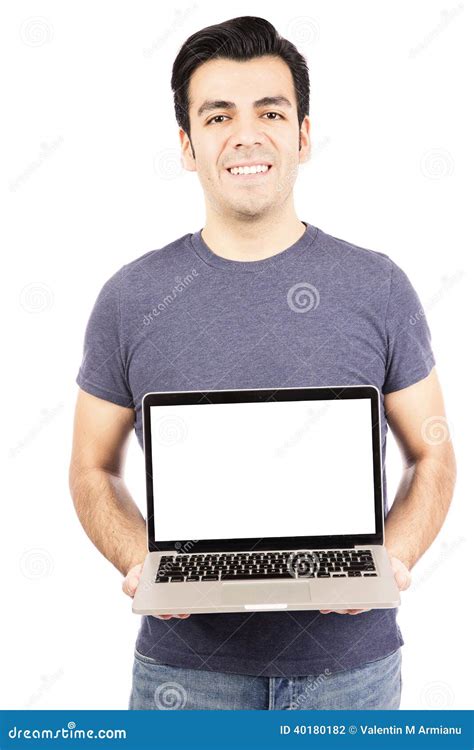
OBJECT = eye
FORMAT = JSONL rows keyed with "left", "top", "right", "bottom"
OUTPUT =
{"left": 262, "top": 112, "right": 284, "bottom": 120}
{"left": 206, "top": 115, "right": 230, "bottom": 125}
{"left": 206, "top": 112, "right": 284, "bottom": 125}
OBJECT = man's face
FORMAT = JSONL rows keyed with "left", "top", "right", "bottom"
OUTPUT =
{"left": 180, "top": 55, "right": 311, "bottom": 219}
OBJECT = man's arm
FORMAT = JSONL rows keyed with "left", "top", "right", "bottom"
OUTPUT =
{"left": 68, "top": 388, "right": 147, "bottom": 577}
{"left": 321, "top": 368, "right": 456, "bottom": 616}
{"left": 69, "top": 388, "right": 194, "bottom": 620}
{"left": 383, "top": 367, "right": 457, "bottom": 570}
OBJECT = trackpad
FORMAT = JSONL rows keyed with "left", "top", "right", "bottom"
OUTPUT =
{"left": 221, "top": 581, "right": 310, "bottom": 605}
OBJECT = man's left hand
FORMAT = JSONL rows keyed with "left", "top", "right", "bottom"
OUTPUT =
{"left": 319, "top": 555, "right": 411, "bottom": 616}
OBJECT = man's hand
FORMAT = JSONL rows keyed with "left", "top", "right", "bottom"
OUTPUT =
{"left": 122, "top": 562, "right": 191, "bottom": 620}
{"left": 319, "top": 555, "right": 411, "bottom": 615}
{"left": 123, "top": 556, "right": 411, "bottom": 618}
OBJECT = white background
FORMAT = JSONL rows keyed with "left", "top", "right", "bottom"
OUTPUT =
{"left": 1, "top": 0, "right": 472, "bottom": 710}
{"left": 150, "top": 399, "right": 376, "bottom": 539}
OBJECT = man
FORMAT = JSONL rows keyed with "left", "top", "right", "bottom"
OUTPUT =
{"left": 69, "top": 16, "right": 456, "bottom": 710}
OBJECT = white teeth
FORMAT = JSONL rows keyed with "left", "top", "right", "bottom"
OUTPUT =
{"left": 229, "top": 164, "right": 270, "bottom": 175}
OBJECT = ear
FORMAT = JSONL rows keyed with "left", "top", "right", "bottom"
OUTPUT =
{"left": 299, "top": 115, "right": 311, "bottom": 164}
{"left": 179, "top": 128, "right": 197, "bottom": 172}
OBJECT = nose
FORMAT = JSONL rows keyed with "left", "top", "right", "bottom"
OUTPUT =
{"left": 227, "top": 116, "right": 265, "bottom": 149}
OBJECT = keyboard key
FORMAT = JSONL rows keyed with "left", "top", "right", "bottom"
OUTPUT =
{"left": 173, "top": 550, "right": 376, "bottom": 582}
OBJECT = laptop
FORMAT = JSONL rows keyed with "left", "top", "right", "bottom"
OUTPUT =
{"left": 132, "top": 386, "right": 400, "bottom": 615}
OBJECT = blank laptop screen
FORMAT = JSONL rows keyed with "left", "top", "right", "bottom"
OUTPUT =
{"left": 149, "top": 397, "right": 377, "bottom": 541}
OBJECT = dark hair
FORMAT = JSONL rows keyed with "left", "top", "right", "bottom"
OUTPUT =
{"left": 171, "top": 16, "right": 310, "bottom": 148}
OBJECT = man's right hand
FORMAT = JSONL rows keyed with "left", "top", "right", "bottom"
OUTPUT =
{"left": 122, "top": 562, "right": 191, "bottom": 620}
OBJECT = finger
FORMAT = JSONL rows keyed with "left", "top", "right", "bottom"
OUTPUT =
{"left": 122, "top": 573, "right": 140, "bottom": 597}
{"left": 395, "top": 569, "right": 411, "bottom": 591}
{"left": 390, "top": 556, "right": 412, "bottom": 591}
{"left": 153, "top": 613, "right": 190, "bottom": 620}
{"left": 321, "top": 607, "right": 371, "bottom": 615}
{"left": 122, "top": 564, "right": 143, "bottom": 597}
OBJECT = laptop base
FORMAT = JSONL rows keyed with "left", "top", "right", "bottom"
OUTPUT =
{"left": 132, "top": 546, "right": 400, "bottom": 615}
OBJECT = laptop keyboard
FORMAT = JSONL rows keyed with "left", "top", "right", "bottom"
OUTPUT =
{"left": 155, "top": 549, "right": 378, "bottom": 583}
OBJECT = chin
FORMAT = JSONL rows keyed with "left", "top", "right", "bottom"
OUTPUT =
{"left": 228, "top": 200, "right": 273, "bottom": 219}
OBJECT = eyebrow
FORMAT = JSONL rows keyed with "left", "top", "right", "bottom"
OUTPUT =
{"left": 197, "top": 96, "right": 292, "bottom": 118}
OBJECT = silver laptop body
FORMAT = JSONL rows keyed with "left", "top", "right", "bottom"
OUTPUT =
{"left": 132, "top": 386, "right": 400, "bottom": 615}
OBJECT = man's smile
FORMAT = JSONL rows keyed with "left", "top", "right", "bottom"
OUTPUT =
{"left": 224, "top": 163, "right": 273, "bottom": 181}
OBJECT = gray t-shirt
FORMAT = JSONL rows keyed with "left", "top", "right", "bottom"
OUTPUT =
{"left": 76, "top": 222, "right": 435, "bottom": 677}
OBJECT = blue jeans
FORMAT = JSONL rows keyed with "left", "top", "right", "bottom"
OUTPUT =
{"left": 128, "top": 647, "right": 402, "bottom": 710}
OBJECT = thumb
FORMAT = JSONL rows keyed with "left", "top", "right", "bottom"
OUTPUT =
{"left": 391, "top": 557, "right": 411, "bottom": 591}
{"left": 122, "top": 562, "right": 144, "bottom": 598}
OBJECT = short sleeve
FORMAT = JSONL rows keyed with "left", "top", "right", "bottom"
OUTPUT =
{"left": 382, "top": 260, "right": 436, "bottom": 394}
{"left": 76, "top": 269, "right": 134, "bottom": 407}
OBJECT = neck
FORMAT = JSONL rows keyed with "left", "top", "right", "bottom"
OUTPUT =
{"left": 201, "top": 203, "right": 306, "bottom": 262}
